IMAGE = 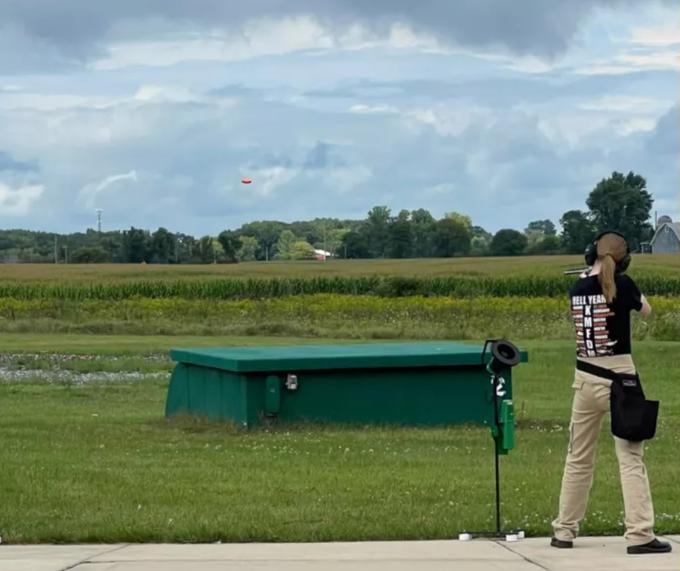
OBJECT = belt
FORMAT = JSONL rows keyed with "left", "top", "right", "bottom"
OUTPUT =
{"left": 576, "top": 359, "right": 629, "bottom": 382}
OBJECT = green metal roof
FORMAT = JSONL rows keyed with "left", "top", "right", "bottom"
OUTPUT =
{"left": 170, "top": 341, "right": 528, "bottom": 373}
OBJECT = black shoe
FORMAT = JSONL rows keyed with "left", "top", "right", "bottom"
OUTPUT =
{"left": 627, "top": 539, "right": 672, "bottom": 554}
{"left": 550, "top": 537, "right": 573, "bottom": 549}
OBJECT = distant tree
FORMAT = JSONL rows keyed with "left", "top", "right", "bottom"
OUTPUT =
{"left": 240, "top": 221, "right": 285, "bottom": 261}
{"left": 211, "top": 238, "right": 225, "bottom": 262}
{"left": 71, "top": 247, "right": 109, "bottom": 263}
{"left": 470, "top": 226, "right": 492, "bottom": 256}
{"left": 326, "top": 228, "right": 349, "bottom": 257}
{"left": 586, "top": 171, "right": 653, "bottom": 249}
{"left": 490, "top": 229, "right": 528, "bottom": 256}
{"left": 433, "top": 218, "right": 471, "bottom": 257}
{"left": 99, "top": 235, "right": 121, "bottom": 262}
{"left": 121, "top": 227, "right": 150, "bottom": 263}
{"left": 472, "top": 226, "right": 492, "bottom": 240}
{"left": 196, "top": 236, "right": 216, "bottom": 263}
{"left": 217, "top": 230, "right": 240, "bottom": 263}
{"left": 470, "top": 237, "right": 489, "bottom": 257}
{"left": 150, "top": 227, "right": 176, "bottom": 263}
{"left": 289, "top": 221, "right": 321, "bottom": 245}
{"left": 237, "top": 235, "right": 258, "bottom": 262}
{"left": 560, "top": 210, "right": 596, "bottom": 254}
{"left": 526, "top": 219, "right": 556, "bottom": 236}
{"left": 526, "top": 235, "right": 562, "bottom": 255}
{"left": 290, "top": 241, "right": 316, "bottom": 260}
{"left": 365, "top": 206, "right": 392, "bottom": 258}
{"left": 274, "top": 230, "right": 298, "bottom": 260}
{"left": 444, "top": 212, "right": 473, "bottom": 232}
{"left": 340, "top": 230, "right": 370, "bottom": 258}
{"left": 175, "top": 233, "right": 196, "bottom": 263}
{"left": 389, "top": 210, "right": 413, "bottom": 258}
{"left": 410, "top": 209, "right": 436, "bottom": 257}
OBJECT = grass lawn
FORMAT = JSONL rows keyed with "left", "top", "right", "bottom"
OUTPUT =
{"left": 0, "top": 334, "right": 342, "bottom": 354}
{"left": 0, "top": 336, "right": 678, "bottom": 543}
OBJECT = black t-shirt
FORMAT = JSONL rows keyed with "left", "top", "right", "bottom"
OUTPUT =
{"left": 569, "top": 274, "right": 643, "bottom": 357}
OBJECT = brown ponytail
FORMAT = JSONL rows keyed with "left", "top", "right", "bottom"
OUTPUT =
{"left": 595, "top": 233, "right": 628, "bottom": 304}
{"left": 598, "top": 254, "right": 617, "bottom": 303}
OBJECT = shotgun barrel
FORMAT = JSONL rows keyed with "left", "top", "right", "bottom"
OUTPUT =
{"left": 563, "top": 267, "right": 590, "bottom": 276}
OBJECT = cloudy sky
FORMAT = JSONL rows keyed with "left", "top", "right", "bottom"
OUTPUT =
{"left": 0, "top": 0, "right": 678, "bottom": 235}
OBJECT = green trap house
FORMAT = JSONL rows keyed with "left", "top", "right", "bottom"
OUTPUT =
{"left": 166, "top": 340, "right": 527, "bottom": 453}
{"left": 167, "top": 340, "right": 527, "bottom": 538}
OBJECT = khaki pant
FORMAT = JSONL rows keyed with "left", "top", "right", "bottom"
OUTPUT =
{"left": 552, "top": 354, "right": 655, "bottom": 546}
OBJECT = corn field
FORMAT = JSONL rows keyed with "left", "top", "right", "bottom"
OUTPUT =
{"left": 0, "top": 274, "right": 679, "bottom": 300}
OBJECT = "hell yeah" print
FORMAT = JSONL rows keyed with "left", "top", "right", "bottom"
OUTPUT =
{"left": 571, "top": 294, "right": 616, "bottom": 357}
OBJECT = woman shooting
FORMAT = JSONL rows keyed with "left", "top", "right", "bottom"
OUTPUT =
{"left": 551, "top": 231, "right": 671, "bottom": 555}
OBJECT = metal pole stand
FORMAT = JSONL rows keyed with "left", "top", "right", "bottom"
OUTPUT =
{"left": 458, "top": 371, "right": 524, "bottom": 542}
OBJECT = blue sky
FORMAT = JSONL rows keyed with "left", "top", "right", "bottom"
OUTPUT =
{"left": 0, "top": 0, "right": 677, "bottom": 235}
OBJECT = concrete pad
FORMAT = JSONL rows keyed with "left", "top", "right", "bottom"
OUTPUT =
{"left": 76, "top": 562, "right": 537, "bottom": 571}
{"left": 89, "top": 540, "right": 516, "bottom": 562}
{"left": 0, "top": 538, "right": 677, "bottom": 571}
{"left": 503, "top": 536, "right": 679, "bottom": 571}
{"left": 0, "top": 545, "right": 125, "bottom": 571}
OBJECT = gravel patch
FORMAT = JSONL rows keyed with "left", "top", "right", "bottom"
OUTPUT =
{"left": 0, "top": 367, "right": 170, "bottom": 384}
{"left": 0, "top": 353, "right": 169, "bottom": 365}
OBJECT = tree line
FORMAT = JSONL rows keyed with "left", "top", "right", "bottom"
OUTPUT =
{"left": 0, "top": 171, "right": 654, "bottom": 263}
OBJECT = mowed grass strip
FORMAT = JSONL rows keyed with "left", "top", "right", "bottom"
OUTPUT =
{"left": 0, "top": 339, "right": 678, "bottom": 543}
{"left": 1, "top": 295, "right": 679, "bottom": 341}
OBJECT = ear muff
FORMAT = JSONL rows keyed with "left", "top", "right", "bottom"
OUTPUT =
{"left": 584, "top": 242, "right": 597, "bottom": 266}
{"left": 584, "top": 231, "right": 631, "bottom": 274}
{"left": 617, "top": 251, "right": 631, "bottom": 274}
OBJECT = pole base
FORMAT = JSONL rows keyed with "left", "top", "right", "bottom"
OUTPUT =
{"left": 459, "top": 530, "right": 525, "bottom": 541}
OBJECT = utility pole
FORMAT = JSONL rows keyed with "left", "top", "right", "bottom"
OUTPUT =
{"left": 96, "top": 209, "right": 103, "bottom": 233}
{"left": 54, "top": 235, "right": 58, "bottom": 264}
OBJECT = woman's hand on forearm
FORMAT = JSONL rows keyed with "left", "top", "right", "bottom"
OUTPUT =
{"left": 640, "top": 294, "right": 652, "bottom": 318}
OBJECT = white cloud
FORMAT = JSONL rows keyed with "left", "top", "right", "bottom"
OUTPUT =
{"left": 0, "top": 182, "right": 43, "bottom": 215}
{"left": 94, "top": 16, "right": 334, "bottom": 70}
{"left": 404, "top": 105, "right": 490, "bottom": 137}
{"left": 92, "top": 18, "right": 447, "bottom": 70}
{"left": 578, "top": 95, "right": 670, "bottom": 113}
{"left": 133, "top": 85, "right": 201, "bottom": 104}
{"left": 238, "top": 166, "right": 298, "bottom": 197}
{"left": 349, "top": 102, "right": 489, "bottom": 137}
{"left": 614, "top": 118, "right": 657, "bottom": 135}
{"left": 573, "top": 49, "right": 680, "bottom": 75}
{"left": 324, "top": 165, "right": 372, "bottom": 195}
{"left": 629, "top": 25, "right": 680, "bottom": 47}
{"left": 0, "top": 93, "right": 119, "bottom": 111}
{"left": 424, "top": 182, "right": 455, "bottom": 196}
{"left": 619, "top": 50, "right": 680, "bottom": 69}
{"left": 349, "top": 104, "right": 399, "bottom": 114}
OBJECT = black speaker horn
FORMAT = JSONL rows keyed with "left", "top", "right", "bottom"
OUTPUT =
{"left": 484, "top": 339, "right": 521, "bottom": 375}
